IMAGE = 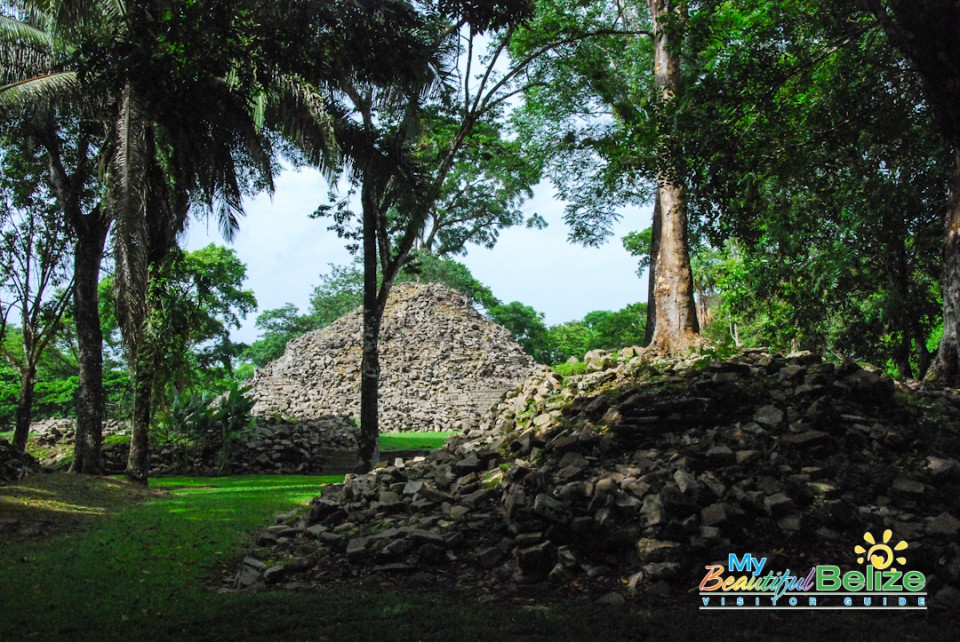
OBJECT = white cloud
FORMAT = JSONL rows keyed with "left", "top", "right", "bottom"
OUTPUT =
{"left": 184, "top": 168, "right": 652, "bottom": 343}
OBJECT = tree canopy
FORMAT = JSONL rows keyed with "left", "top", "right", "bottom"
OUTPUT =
{"left": 2, "top": 0, "right": 960, "bottom": 480}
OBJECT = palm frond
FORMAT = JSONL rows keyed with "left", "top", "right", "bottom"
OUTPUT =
{"left": 268, "top": 74, "right": 339, "bottom": 175}
{"left": 0, "top": 14, "right": 53, "bottom": 49}
{"left": 0, "top": 71, "right": 78, "bottom": 113}
{"left": 0, "top": 41, "right": 53, "bottom": 85}
{"left": 49, "top": 0, "right": 124, "bottom": 38}
{"left": 2, "top": 1, "right": 55, "bottom": 32}
{"left": 215, "top": 180, "right": 244, "bottom": 243}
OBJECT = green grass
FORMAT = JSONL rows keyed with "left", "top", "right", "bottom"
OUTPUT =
{"left": 104, "top": 433, "right": 132, "bottom": 446}
{"left": 552, "top": 361, "right": 588, "bottom": 377}
{"left": 0, "top": 430, "right": 12, "bottom": 441}
{"left": 1, "top": 474, "right": 956, "bottom": 641}
{"left": 379, "top": 431, "right": 456, "bottom": 452}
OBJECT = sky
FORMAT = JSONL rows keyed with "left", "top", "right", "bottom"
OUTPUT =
{"left": 182, "top": 166, "right": 653, "bottom": 344}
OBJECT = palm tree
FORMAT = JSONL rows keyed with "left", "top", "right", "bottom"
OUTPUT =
{"left": 1, "top": 1, "right": 283, "bottom": 482}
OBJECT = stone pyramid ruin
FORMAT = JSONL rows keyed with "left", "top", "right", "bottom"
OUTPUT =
{"left": 247, "top": 281, "right": 542, "bottom": 433}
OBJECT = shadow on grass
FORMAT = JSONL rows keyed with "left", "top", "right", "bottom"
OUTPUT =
{"left": 2, "top": 473, "right": 956, "bottom": 641}
{"left": 0, "top": 474, "right": 163, "bottom": 544}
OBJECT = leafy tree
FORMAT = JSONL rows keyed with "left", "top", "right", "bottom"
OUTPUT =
{"left": 512, "top": 1, "right": 704, "bottom": 352}
{"left": 487, "top": 301, "right": 551, "bottom": 361}
{"left": 396, "top": 252, "right": 499, "bottom": 311}
{"left": 543, "top": 303, "right": 648, "bottom": 363}
{"left": 0, "top": 1, "right": 286, "bottom": 480}
{"left": 643, "top": 0, "right": 701, "bottom": 351}
{"left": 582, "top": 304, "right": 648, "bottom": 350}
{"left": 314, "top": 1, "right": 557, "bottom": 471}
{"left": 853, "top": 1, "right": 960, "bottom": 384}
{"left": 244, "top": 304, "right": 323, "bottom": 369}
{"left": 100, "top": 244, "right": 256, "bottom": 417}
{"left": 307, "top": 263, "right": 367, "bottom": 329}
{"left": 545, "top": 320, "right": 594, "bottom": 364}
{"left": 0, "top": 141, "right": 73, "bottom": 452}
{"left": 147, "top": 245, "right": 256, "bottom": 399}
{"left": 414, "top": 113, "right": 545, "bottom": 255}
{"left": 677, "top": 1, "right": 948, "bottom": 378}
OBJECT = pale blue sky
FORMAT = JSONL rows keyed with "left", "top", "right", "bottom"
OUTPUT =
{"left": 182, "top": 166, "right": 652, "bottom": 344}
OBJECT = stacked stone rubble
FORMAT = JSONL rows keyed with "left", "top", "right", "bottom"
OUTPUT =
{"left": 238, "top": 349, "right": 960, "bottom": 608}
{"left": 31, "top": 418, "right": 128, "bottom": 447}
{"left": 28, "top": 416, "right": 360, "bottom": 476}
{"left": 0, "top": 437, "right": 40, "bottom": 483}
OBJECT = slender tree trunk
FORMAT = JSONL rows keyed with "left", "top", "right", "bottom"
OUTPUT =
{"left": 358, "top": 186, "right": 382, "bottom": 473}
{"left": 644, "top": 194, "right": 661, "bottom": 345}
{"left": 648, "top": 0, "right": 702, "bottom": 353}
{"left": 125, "top": 352, "right": 153, "bottom": 484}
{"left": 866, "top": 2, "right": 960, "bottom": 384}
{"left": 70, "top": 215, "right": 110, "bottom": 474}
{"left": 930, "top": 149, "right": 960, "bottom": 384}
{"left": 915, "top": 318, "right": 933, "bottom": 379}
{"left": 12, "top": 365, "right": 36, "bottom": 453}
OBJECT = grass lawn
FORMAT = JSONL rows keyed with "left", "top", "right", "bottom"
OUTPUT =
{"left": 379, "top": 431, "right": 456, "bottom": 452}
{"left": 1, "top": 473, "right": 956, "bottom": 641}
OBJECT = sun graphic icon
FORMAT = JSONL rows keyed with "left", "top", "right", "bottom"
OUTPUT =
{"left": 854, "top": 530, "right": 908, "bottom": 571}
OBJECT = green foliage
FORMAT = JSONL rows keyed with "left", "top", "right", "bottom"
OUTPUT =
{"left": 98, "top": 244, "right": 257, "bottom": 415}
{"left": 147, "top": 245, "right": 257, "bottom": 390}
{"left": 542, "top": 303, "right": 647, "bottom": 364}
{"left": 414, "top": 111, "right": 544, "bottom": 256}
{"left": 154, "top": 383, "right": 255, "bottom": 471}
{"left": 511, "top": 0, "right": 656, "bottom": 246}
{"left": 552, "top": 361, "right": 588, "bottom": 377}
{"left": 682, "top": 1, "right": 947, "bottom": 378}
{"left": 244, "top": 304, "right": 322, "bottom": 368}
{"left": 307, "top": 263, "right": 365, "bottom": 327}
{"left": 487, "top": 301, "right": 551, "bottom": 362}
{"left": 622, "top": 228, "right": 653, "bottom": 276}
{"left": 396, "top": 253, "right": 501, "bottom": 311}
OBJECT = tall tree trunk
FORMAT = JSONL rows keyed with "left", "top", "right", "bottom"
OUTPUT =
{"left": 648, "top": 0, "right": 702, "bottom": 353}
{"left": 12, "top": 365, "right": 36, "bottom": 453}
{"left": 125, "top": 352, "right": 153, "bottom": 484}
{"left": 358, "top": 187, "right": 382, "bottom": 473}
{"left": 930, "top": 149, "right": 960, "bottom": 383}
{"left": 644, "top": 194, "right": 661, "bottom": 345}
{"left": 866, "top": 1, "right": 960, "bottom": 384}
{"left": 70, "top": 214, "right": 110, "bottom": 474}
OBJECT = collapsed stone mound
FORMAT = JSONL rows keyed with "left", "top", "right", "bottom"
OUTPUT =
{"left": 26, "top": 416, "right": 359, "bottom": 475}
{"left": 31, "top": 418, "right": 128, "bottom": 447}
{"left": 0, "top": 437, "right": 40, "bottom": 483}
{"left": 151, "top": 416, "right": 360, "bottom": 475}
{"left": 237, "top": 348, "right": 960, "bottom": 608}
{"left": 248, "top": 282, "right": 542, "bottom": 432}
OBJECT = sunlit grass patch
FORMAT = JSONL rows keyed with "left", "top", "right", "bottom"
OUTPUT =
{"left": 379, "top": 431, "right": 455, "bottom": 452}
